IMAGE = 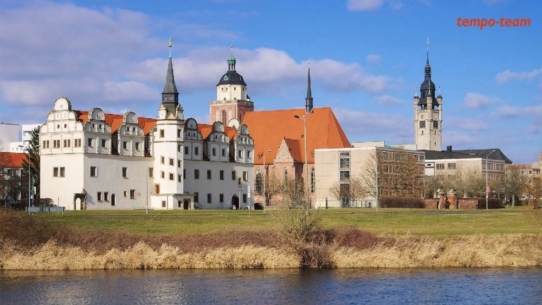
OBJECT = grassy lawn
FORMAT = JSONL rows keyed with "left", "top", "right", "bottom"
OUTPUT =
{"left": 37, "top": 206, "right": 542, "bottom": 237}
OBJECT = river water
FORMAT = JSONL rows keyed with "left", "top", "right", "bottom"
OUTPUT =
{"left": 1, "top": 268, "right": 541, "bottom": 304}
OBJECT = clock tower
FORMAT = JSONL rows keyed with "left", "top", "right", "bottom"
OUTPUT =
{"left": 210, "top": 51, "right": 254, "bottom": 126}
{"left": 414, "top": 46, "right": 442, "bottom": 151}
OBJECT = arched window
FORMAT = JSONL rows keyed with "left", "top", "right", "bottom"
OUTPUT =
{"left": 221, "top": 110, "right": 227, "bottom": 125}
{"left": 310, "top": 167, "right": 315, "bottom": 193}
{"left": 255, "top": 170, "right": 262, "bottom": 194}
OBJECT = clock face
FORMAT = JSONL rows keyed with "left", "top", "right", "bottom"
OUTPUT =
{"left": 223, "top": 75, "right": 229, "bottom": 81}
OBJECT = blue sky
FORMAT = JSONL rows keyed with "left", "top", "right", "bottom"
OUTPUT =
{"left": 0, "top": 0, "right": 540, "bottom": 163}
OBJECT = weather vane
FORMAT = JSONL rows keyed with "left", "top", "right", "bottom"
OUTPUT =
{"left": 168, "top": 37, "right": 174, "bottom": 58}
{"left": 426, "top": 37, "right": 430, "bottom": 52}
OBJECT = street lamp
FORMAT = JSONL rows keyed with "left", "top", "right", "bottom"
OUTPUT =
{"left": 485, "top": 149, "right": 496, "bottom": 210}
{"left": 263, "top": 149, "right": 271, "bottom": 207}
{"left": 294, "top": 114, "right": 309, "bottom": 209}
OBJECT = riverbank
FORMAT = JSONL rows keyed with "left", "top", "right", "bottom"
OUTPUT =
{"left": 1, "top": 234, "right": 541, "bottom": 270}
{"left": 1, "top": 208, "right": 541, "bottom": 270}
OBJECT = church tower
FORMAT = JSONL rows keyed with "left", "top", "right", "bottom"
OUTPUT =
{"left": 414, "top": 44, "right": 442, "bottom": 151}
{"left": 305, "top": 68, "right": 313, "bottom": 113}
{"left": 209, "top": 48, "right": 254, "bottom": 126}
{"left": 151, "top": 39, "right": 187, "bottom": 209}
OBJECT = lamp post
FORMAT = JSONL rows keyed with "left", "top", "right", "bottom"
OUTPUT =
{"left": 294, "top": 115, "right": 309, "bottom": 209}
{"left": 263, "top": 149, "right": 271, "bottom": 208}
{"left": 485, "top": 149, "right": 496, "bottom": 210}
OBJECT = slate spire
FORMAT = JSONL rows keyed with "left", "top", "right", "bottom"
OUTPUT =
{"left": 305, "top": 68, "right": 313, "bottom": 113}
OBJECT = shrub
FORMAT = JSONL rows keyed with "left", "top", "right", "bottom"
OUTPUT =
{"left": 379, "top": 197, "right": 425, "bottom": 208}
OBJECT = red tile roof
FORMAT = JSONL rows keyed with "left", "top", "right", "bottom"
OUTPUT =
{"left": 243, "top": 107, "right": 351, "bottom": 165}
{"left": 76, "top": 111, "right": 157, "bottom": 135}
{"left": 0, "top": 152, "right": 26, "bottom": 168}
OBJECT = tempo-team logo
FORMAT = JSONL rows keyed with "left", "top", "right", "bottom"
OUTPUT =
{"left": 457, "top": 17, "right": 531, "bottom": 30}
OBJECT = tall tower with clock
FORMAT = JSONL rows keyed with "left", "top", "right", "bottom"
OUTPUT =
{"left": 413, "top": 43, "right": 442, "bottom": 151}
{"left": 209, "top": 48, "right": 254, "bottom": 127}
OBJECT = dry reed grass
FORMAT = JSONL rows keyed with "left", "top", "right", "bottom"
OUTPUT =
{"left": 2, "top": 208, "right": 541, "bottom": 270}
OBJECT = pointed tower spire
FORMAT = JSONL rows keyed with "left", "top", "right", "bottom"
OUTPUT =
{"left": 305, "top": 65, "right": 313, "bottom": 113}
{"left": 162, "top": 38, "right": 179, "bottom": 110}
{"left": 228, "top": 45, "right": 236, "bottom": 71}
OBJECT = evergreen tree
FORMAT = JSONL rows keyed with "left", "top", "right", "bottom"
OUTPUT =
{"left": 22, "top": 127, "right": 40, "bottom": 203}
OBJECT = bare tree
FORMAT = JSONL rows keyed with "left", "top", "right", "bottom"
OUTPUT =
{"left": 504, "top": 166, "right": 527, "bottom": 207}
{"left": 361, "top": 149, "right": 424, "bottom": 200}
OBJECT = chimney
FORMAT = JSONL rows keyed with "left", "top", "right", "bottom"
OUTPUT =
{"left": 446, "top": 145, "right": 452, "bottom": 152}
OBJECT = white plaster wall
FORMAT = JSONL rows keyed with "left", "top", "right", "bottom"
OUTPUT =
{"left": 40, "top": 154, "right": 85, "bottom": 210}
{"left": 184, "top": 160, "right": 253, "bottom": 209}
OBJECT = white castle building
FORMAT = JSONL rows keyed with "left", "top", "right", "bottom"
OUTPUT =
{"left": 40, "top": 50, "right": 254, "bottom": 210}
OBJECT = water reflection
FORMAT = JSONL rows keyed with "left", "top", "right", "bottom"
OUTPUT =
{"left": 1, "top": 268, "right": 541, "bottom": 305}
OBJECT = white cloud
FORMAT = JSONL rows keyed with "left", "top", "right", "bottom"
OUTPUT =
{"left": 463, "top": 93, "right": 496, "bottom": 109}
{"left": 366, "top": 54, "right": 383, "bottom": 64}
{"left": 446, "top": 117, "right": 488, "bottom": 131}
{"left": 334, "top": 108, "right": 411, "bottom": 142}
{"left": 347, "top": 0, "right": 385, "bottom": 11}
{"left": 494, "top": 105, "right": 524, "bottom": 118}
{"left": 375, "top": 95, "right": 402, "bottom": 105}
{"left": 495, "top": 68, "right": 542, "bottom": 84}
{"left": 347, "top": 0, "right": 402, "bottom": 11}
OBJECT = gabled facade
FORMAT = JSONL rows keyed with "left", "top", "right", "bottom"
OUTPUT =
{"left": 39, "top": 47, "right": 254, "bottom": 211}
{"left": 0, "top": 152, "right": 25, "bottom": 203}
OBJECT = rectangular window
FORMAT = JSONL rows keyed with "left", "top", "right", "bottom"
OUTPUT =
{"left": 159, "top": 129, "right": 164, "bottom": 138}
{"left": 212, "top": 148, "right": 216, "bottom": 156}
{"left": 194, "top": 192, "right": 199, "bottom": 203}
{"left": 74, "top": 139, "right": 81, "bottom": 147}
{"left": 178, "top": 145, "right": 182, "bottom": 153}
{"left": 122, "top": 167, "right": 127, "bottom": 178}
{"left": 243, "top": 194, "right": 247, "bottom": 203}
{"left": 90, "top": 166, "right": 98, "bottom": 177}
{"left": 238, "top": 150, "right": 242, "bottom": 158}
{"left": 123, "top": 141, "right": 127, "bottom": 150}
{"left": 63, "top": 139, "right": 70, "bottom": 147}
{"left": 104, "top": 192, "right": 109, "bottom": 202}
{"left": 195, "top": 169, "right": 200, "bottom": 179}
{"left": 436, "top": 164, "right": 445, "bottom": 170}
{"left": 232, "top": 171, "right": 236, "bottom": 180}
{"left": 195, "top": 147, "right": 199, "bottom": 155}
{"left": 149, "top": 167, "right": 153, "bottom": 178}
{"left": 161, "top": 171, "right": 165, "bottom": 179}
{"left": 419, "top": 121, "right": 426, "bottom": 128}
{"left": 207, "top": 170, "right": 212, "bottom": 180}
{"left": 87, "top": 138, "right": 93, "bottom": 147}
{"left": 177, "top": 160, "right": 181, "bottom": 168}
{"left": 246, "top": 150, "right": 251, "bottom": 159}
{"left": 178, "top": 129, "right": 182, "bottom": 138}
{"left": 97, "top": 192, "right": 102, "bottom": 202}
{"left": 53, "top": 167, "right": 58, "bottom": 177}
{"left": 169, "top": 158, "right": 174, "bottom": 166}
{"left": 340, "top": 170, "right": 350, "bottom": 182}
{"left": 130, "top": 189, "right": 135, "bottom": 199}
{"left": 184, "top": 146, "right": 189, "bottom": 154}
{"left": 60, "top": 167, "right": 65, "bottom": 177}
{"left": 178, "top": 174, "right": 182, "bottom": 182}
{"left": 207, "top": 193, "right": 212, "bottom": 204}
{"left": 221, "top": 148, "right": 226, "bottom": 157}
{"left": 183, "top": 169, "right": 186, "bottom": 179}
{"left": 102, "top": 139, "right": 106, "bottom": 148}
{"left": 161, "top": 156, "right": 165, "bottom": 164}
{"left": 219, "top": 193, "right": 224, "bottom": 203}
{"left": 243, "top": 171, "right": 248, "bottom": 181}
{"left": 433, "top": 121, "right": 438, "bottom": 128}
{"left": 178, "top": 200, "right": 182, "bottom": 208}
{"left": 162, "top": 201, "right": 166, "bottom": 208}
{"left": 169, "top": 173, "right": 174, "bottom": 181}
{"left": 53, "top": 140, "right": 60, "bottom": 148}
{"left": 135, "top": 142, "right": 140, "bottom": 151}
{"left": 42, "top": 140, "right": 49, "bottom": 148}
{"left": 447, "top": 163, "right": 456, "bottom": 170}
{"left": 220, "top": 170, "right": 224, "bottom": 180}
{"left": 339, "top": 158, "right": 350, "bottom": 169}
